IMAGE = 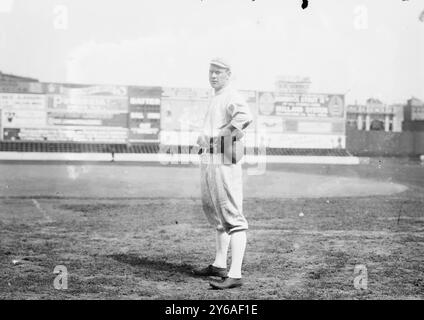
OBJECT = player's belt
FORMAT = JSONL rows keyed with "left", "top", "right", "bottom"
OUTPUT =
{"left": 198, "top": 136, "right": 237, "bottom": 154}
{"left": 198, "top": 136, "right": 244, "bottom": 164}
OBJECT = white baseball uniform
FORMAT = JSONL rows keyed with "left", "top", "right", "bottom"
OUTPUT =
{"left": 199, "top": 84, "right": 253, "bottom": 234}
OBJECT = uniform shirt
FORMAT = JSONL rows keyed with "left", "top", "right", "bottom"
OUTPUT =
{"left": 202, "top": 85, "right": 253, "bottom": 138}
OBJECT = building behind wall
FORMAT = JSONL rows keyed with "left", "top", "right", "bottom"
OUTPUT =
{"left": 402, "top": 97, "right": 424, "bottom": 156}
{"left": 403, "top": 97, "right": 424, "bottom": 131}
{"left": 346, "top": 97, "right": 424, "bottom": 157}
{"left": 347, "top": 98, "right": 404, "bottom": 132}
{"left": 0, "top": 70, "right": 41, "bottom": 93}
{"left": 0, "top": 70, "right": 38, "bottom": 83}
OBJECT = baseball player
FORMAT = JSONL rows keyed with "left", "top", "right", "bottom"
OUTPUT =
{"left": 193, "top": 58, "right": 253, "bottom": 289}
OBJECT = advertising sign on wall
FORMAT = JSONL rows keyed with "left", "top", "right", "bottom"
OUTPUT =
{"left": 160, "top": 88, "right": 258, "bottom": 145}
{"left": 2, "top": 110, "right": 47, "bottom": 128}
{"left": 273, "top": 94, "right": 344, "bottom": 118}
{"left": 0, "top": 93, "right": 46, "bottom": 110}
{"left": 275, "top": 76, "right": 311, "bottom": 95}
{"left": 0, "top": 78, "right": 351, "bottom": 150}
{"left": 3, "top": 127, "right": 128, "bottom": 143}
{"left": 46, "top": 95, "right": 128, "bottom": 127}
{"left": 257, "top": 116, "right": 284, "bottom": 133}
{"left": 37, "top": 84, "right": 130, "bottom": 142}
{"left": 43, "top": 83, "right": 128, "bottom": 96}
{"left": 0, "top": 85, "right": 130, "bottom": 143}
{"left": 240, "top": 90, "right": 258, "bottom": 133}
{"left": 257, "top": 132, "right": 345, "bottom": 149}
{"left": 128, "top": 86, "right": 162, "bottom": 142}
{"left": 160, "top": 87, "right": 212, "bottom": 145}
{"left": 161, "top": 87, "right": 212, "bottom": 100}
{"left": 258, "top": 92, "right": 345, "bottom": 118}
{"left": 257, "top": 92, "right": 346, "bottom": 148}
{"left": 258, "top": 92, "right": 276, "bottom": 116}
{"left": 0, "top": 93, "right": 48, "bottom": 129}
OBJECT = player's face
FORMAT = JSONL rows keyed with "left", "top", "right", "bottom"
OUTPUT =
{"left": 209, "top": 65, "right": 230, "bottom": 91}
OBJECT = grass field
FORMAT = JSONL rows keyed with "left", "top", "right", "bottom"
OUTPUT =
{"left": 0, "top": 158, "right": 423, "bottom": 299}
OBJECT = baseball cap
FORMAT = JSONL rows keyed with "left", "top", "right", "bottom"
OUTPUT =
{"left": 210, "top": 57, "right": 231, "bottom": 70}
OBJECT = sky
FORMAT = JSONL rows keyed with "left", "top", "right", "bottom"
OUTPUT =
{"left": 0, "top": 0, "right": 423, "bottom": 104}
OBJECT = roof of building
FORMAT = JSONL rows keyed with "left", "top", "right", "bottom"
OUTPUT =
{"left": 408, "top": 97, "right": 424, "bottom": 107}
{"left": 366, "top": 98, "right": 383, "bottom": 104}
{"left": 0, "top": 70, "right": 39, "bottom": 82}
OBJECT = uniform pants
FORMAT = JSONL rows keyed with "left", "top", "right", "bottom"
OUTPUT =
{"left": 200, "top": 153, "right": 248, "bottom": 234}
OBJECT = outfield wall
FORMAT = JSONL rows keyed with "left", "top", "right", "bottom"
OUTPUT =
{"left": 346, "top": 127, "right": 424, "bottom": 156}
{"left": 0, "top": 81, "right": 347, "bottom": 150}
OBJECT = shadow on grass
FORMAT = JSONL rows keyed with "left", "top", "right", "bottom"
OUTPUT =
{"left": 107, "top": 253, "right": 202, "bottom": 278}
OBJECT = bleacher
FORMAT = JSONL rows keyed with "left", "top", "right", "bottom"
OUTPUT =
{"left": 0, "top": 141, "right": 352, "bottom": 157}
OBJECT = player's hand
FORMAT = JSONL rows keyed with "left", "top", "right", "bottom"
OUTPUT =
{"left": 197, "top": 134, "right": 209, "bottom": 148}
{"left": 217, "top": 127, "right": 232, "bottom": 139}
{"left": 218, "top": 125, "right": 244, "bottom": 141}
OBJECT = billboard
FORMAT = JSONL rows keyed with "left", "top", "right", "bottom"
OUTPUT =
{"left": 0, "top": 81, "right": 43, "bottom": 94}
{"left": 160, "top": 87, "right": 212, "bottom": 145}
{"left": 42, "top": 83, "right": 128, "bottom": 96}
{"left": 0, "top": 94, "right": 48, "bottom": 129}
{"left": 0, "top": 80, "right": 349, "bottom": 150}
{"left": 3, "top": 127, "right": 128, "bottom": 143}
{"left": 257, "top": 92, "right": 346, "bottom": 148}
{"left": 258, "top": 133, "right": 345, "bottom": 149}
{"left": 257, "top": 116, "right": 284, "bottom": 133}
{"left": 42, "top": 84, "right": 129, "bottom": 142}
{"left": 160, "top": 87, "right": 258, "bottom": 146}
{"left": 271, "top": 93, "right": 344, "bottom": 118}
{"left": 128, "top": 86, "right": 162, "bottom": 142}
{"left": 275, "top": 76, "right": 311, "bottom": 95}
{"left": 239, "top": 90, "right": 258, "bottom": 133}
{"left": 46, "top": 94, "right": 128, "bottom": 127}
{"left": 2, "top": 110, "right": 47, "bottom": 128}
{"left": 0, "top": 93, "right": 46, "bottom": 110}
{"left": 1, "top": 85, "right": 130, "bottom": 143}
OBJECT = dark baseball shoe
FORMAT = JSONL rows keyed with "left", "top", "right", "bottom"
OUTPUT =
{"left": 209, "top": 277, "right": 243, "bottom": 290}
{"left": 192, "top": 264, "right": 228, "bottom": 278}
